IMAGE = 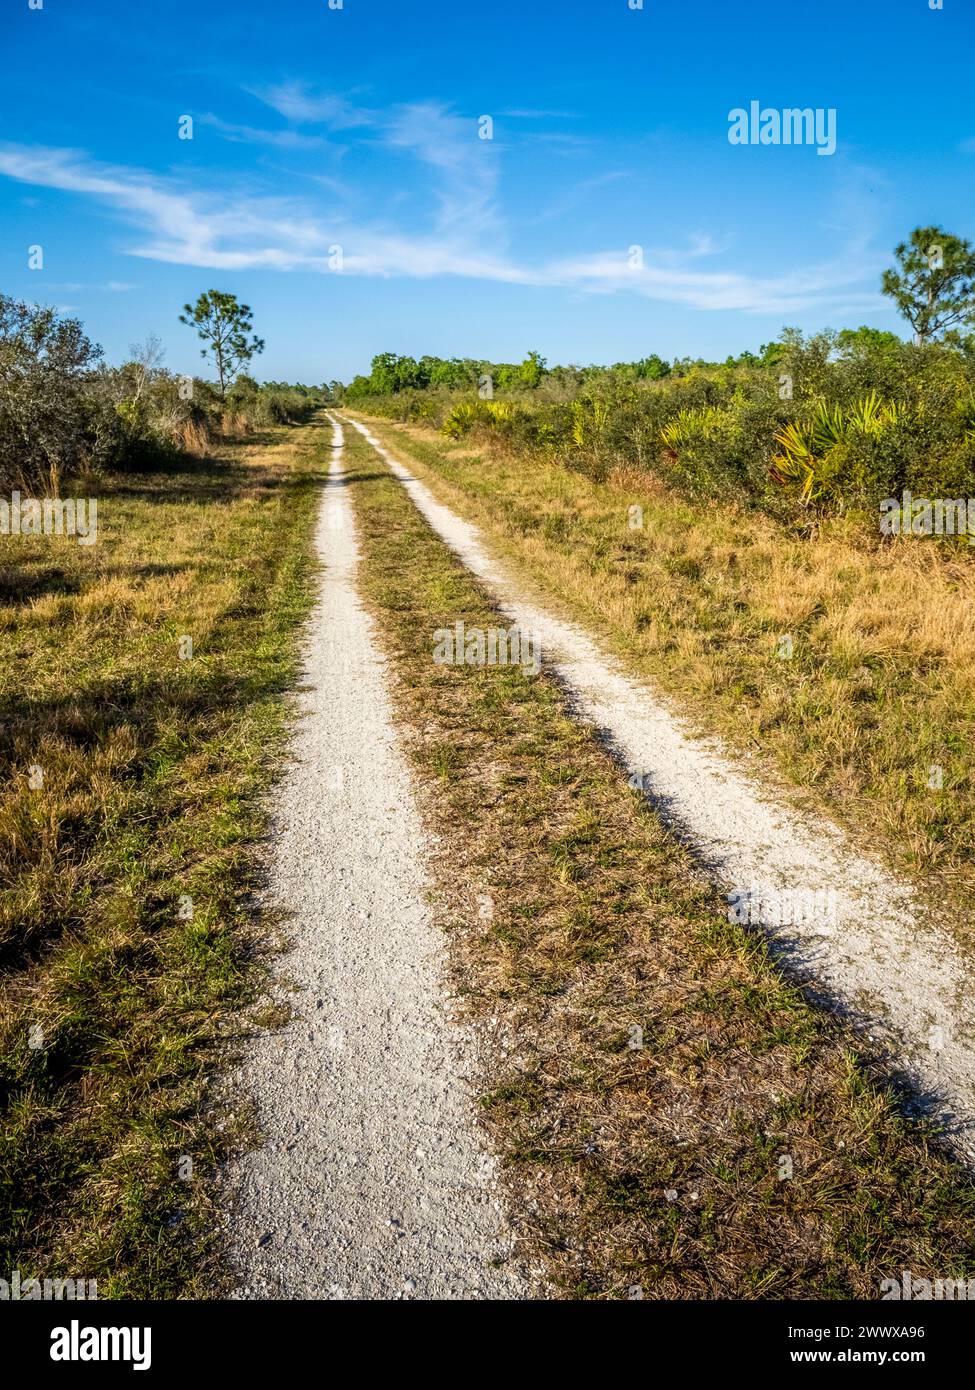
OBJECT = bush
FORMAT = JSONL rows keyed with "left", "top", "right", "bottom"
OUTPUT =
{"left": 0, "top": 293, "right": 329, "bottom": 489}
{"left": 341, "top": 330, "right": 975, "bottom": 531}
{"left": 0, "top": 295, "right": 102, "bottom": 491}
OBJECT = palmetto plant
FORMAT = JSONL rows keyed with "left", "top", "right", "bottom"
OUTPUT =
{"left": 659, "top": 405, "right": 726, "bottom": 455}
{"left": 846, "top": 391, "right": 903, "bottom": 434}
{"left": 441, "top": 398, "right": 518, "bottom": 439}
{"left": 442, "top": 401, "right": 485, "bottom": 438}
{"left": 570, "top": 398, "right": 609, "bottom": 448}
{"left": 770, "top": 392, "right": 903, "bottom": 504}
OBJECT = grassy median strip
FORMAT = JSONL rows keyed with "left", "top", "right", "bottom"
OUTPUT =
{"left": 0, "top": 419, "right": 324, "bottom": 1297}
{"left": 350, "top": 415, "right": 975, "bottom": 939}
{"left": 341, "top": 421, "right": 975, "bottom": 1300}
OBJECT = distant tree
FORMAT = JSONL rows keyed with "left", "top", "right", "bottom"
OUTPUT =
{"left": 758, "top": 340, "right": 787, "bottom": 367}
{"left": 418, "top": 354, "right": 450, "bottom": 386}
{"left": 179, "top": 290, "right": 264, "bottom": 396}
{"left": 428, "top": 357, "right": 474, "bottom": 389}
{"left": 519, "top": 350, "right": 547, "bottom": 388}
{"left": 226, "top": 373, "right": 261, "bottom": 407}
{"left": 395, "top": 355, "right": 428, "bottom": 390}
{"left": 881, "top": 227, "right": 975, "bottom": 345}
{"left": 230, "top": 372, "right": 260, "bottom": 393}
{"left": 612, "top": 354, "right": 671, "bottom": 380}
{"left": 367, "top": 352, "right": 429, "bottom": 393}
{"left": 836, "top": 326, "right": 903, "bottom": 358}
{"left": 123, "top": 334, "right": 166, "bottom": 401}
{"left": 639, "top": 353, "right": 671, "bottom": 379}
{"left": 345, "top": 374, "right": 375, "bottom": 400}
{"left": 368, "top": 352, "right": 399, "bottom": 393}
{"left": 773, "top": 327, "right": 838, "bottom": 398}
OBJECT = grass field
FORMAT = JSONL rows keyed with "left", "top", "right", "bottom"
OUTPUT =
{"left": 5, "top": 403, "right": 974, "bottom": 1300}
{"left": 0, "top": 420, "right": 323, "bottom": 1297}
{"left": 347, "top": 412, "right": 975, "bottom": 941}
{"left": 341, "top": 420, "right": 975, "bottom": 1299}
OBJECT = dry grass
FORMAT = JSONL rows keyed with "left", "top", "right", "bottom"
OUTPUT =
{"left": 349, "top": 413, "right": 975, "bottom": 940}
{"left": 342, "top": 423, "right": 975, "bottom": 1300}
{"left": 175, "top": 417, "right": 213, "bottom": 457}
{"left": 0, "top": 419, "right": 324, "bottom": 1296}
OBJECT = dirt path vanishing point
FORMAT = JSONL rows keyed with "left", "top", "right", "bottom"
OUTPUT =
{"left": 343, "top": 414, "right": 975, "bottom": 1169}
{"left": 223, "top": 415, "right": 524, "bottom": 1300}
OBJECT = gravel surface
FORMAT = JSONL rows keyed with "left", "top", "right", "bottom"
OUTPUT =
{"left": 223, "top": 416, "right": 524, "bottom": 1299}
{"left": 346, "top": 414, "right": 975, "bottom": 1168}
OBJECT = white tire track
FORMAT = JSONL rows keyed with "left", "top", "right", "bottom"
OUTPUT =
{"left": 224, "top": 415, "right": 523, "bottom": 1299}
{"left": 344, "top": 413, "right": 975, "bottom": 1167}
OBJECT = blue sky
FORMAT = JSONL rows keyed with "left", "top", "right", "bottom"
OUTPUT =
{"left": 2, "top": 0, "right": 973, "bottom": 382}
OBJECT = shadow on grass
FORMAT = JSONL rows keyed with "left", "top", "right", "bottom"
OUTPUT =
{"left": 0, "top": 566, "right": 85, "bottom": 605}
{"left": 0, "top": 456, "right": 319, "bottom": 608}
{"left": 0, "top": 649, "right": 301, "bottom": 974}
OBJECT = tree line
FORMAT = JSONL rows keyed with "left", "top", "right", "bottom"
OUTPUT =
{"left": 343, "top": 225, "right": 975, "bottom": 397}
{"left": 3, "top": 223, "right": 975, "bottom": 493}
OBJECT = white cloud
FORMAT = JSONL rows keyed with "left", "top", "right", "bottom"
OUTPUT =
{"left": 0, "top": 142, "right": 334, "bottom": 271}
{"left": 383, "top": 101, "right": 501, "bottom": 238}
{"left": 198, "top": 114, "right": 327, "bottom": 150}
{"left": 501, "top": 109, "right": 579, "bottom": 120}
{"left": 540, "top": 249, "right": 884, "bottom": 313}
{"left": 249, "top": 81, "right": 372, "bottom": 129}
{"left": 0, "top": 136, "right": 882, "bottom": 315}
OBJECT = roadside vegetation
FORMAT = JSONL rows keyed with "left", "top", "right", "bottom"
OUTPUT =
{"left": 341, "top": 422, "right": 975, "bottom": 1298}
{"left": 0, "top": 291, "right": 332, "bottom": 496}
{"left": 0, "top": 417, "right": 325, "bottom": 1295}
{"left": 345, "top": 228, "right": 975, "bottom": 528}
{"left": 339, "top": 226, "right": 975, "bottom": 933}
{"left": 349, "top": 326, "right": 975, "bottom": 527}
{"left": 343, "top": 411, "right": 975, "bottom": 924}
{"left": 0, "top": 289, "right": 329, "bottom": 1294}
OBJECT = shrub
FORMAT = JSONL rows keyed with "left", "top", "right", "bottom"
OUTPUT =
{"left": 0, "top": 295, "right": 102, "bottom": 491}
{"left": 344, "top": 330, "right": 975, "bottom": 529}
{"left": 442, "top": 401, "right": 488, "bottom": 438}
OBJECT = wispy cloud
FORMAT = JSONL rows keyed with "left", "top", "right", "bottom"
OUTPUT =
{"left": 0, "top": 142, "right": 334, "bottom": 270}
{"left": 0, "top": 132, "right": 882, "bottom": 315}
{"left": 501, "top": 108, "right": 579, "bottom": 120}
{"left": 249, "top": 81, "right": 372, "bottom": 128}
{"left": 522, "top": 170, "right": 629, "bottom": 227}
{"left": 383, "top": 101, "right": 501, "bottom": 238}
{"left": 45, "top": 279, "right": 136, "bottom": 293}
{"left": 198, "top": 113, "right": 327, "bottom": 150}
{"left": 541, "top": 249, "right": 885, "bottom": 313}
{"left": 526, "top": 131, "right": 599, "bottom": 155}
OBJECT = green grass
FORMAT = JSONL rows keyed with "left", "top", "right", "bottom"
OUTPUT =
{"left": 340, "top": 419, "right": 975, "bottom": 1300}
{"left": 0, "top": 418, "right": 325, "bottom": 1297}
